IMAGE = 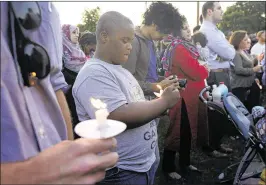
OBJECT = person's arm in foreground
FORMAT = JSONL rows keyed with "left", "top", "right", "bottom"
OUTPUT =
{"left": 56, "top": 90, "right": 74, "bottom": 140}
{"left": 1, "top": 138, "right": 118, "bottom": 184}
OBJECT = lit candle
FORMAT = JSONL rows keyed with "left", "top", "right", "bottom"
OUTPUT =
{"left": 154, "top": 85, "right": 163, "bottom": 98}
{"left": 90, "top": 98, "right": 110, "bottom": 131}
{"left": 74, "top": 98, "right": 126, "bottom": 139}
{"left": 255, "top": 80, "right": 263, "bottom": 90}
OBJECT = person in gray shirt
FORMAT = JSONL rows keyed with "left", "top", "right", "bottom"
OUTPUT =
{"left": 229, "top": 31, "right": 262, "bottom": 111}
{"left": 1, "top": 2, "right": 118, "bottom": 184}
{"left": 200, "top": 2, "right": 236, "bottom": 91}
{"left": 72, "top": 11, "right": 180, "bottom": 185}
{"left": 122, "top": 2, "right": 181, "bottom": 97}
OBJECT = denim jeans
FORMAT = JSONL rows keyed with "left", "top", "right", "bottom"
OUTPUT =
{"left": 98, "top": 159, "right": 158, "bottom": 185}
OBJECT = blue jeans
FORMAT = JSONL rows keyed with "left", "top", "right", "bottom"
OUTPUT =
{"left": 98, "top": 160, "right": 158, "bottom": 185}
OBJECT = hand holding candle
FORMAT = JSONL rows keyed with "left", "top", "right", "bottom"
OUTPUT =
{"left": 74, "top": 98, "right": 126, "bottom": 139}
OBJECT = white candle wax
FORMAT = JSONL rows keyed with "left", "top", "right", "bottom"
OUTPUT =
{"left": 95, "top": 108, "right": 109, "bottom": 130}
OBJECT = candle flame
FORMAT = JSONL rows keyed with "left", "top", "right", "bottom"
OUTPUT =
{"left": 154, "top": 85, "right": 163, "bottom": 98}
{"left": 156, "top": 85, "right": 162, "bottom": 90}
{"left": 90, "top": 98, "right": 107, "bottom": 109}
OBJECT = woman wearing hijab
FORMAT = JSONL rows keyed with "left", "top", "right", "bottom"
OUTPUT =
{"left": 62, "top": 24, "right": 87, "bottom": 78}
{"left": 62, "top": 24, "right": 87, "bottom": 134}
{"left": 161, "top": 17, "right": 209, "bottom": 181}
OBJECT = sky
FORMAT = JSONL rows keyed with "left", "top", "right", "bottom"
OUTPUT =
{"left": 54, "top": 1, "right": 236, "bottom": 31}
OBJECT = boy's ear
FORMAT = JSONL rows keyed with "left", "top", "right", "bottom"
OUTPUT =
{"left": 99, "top": 30, "right": 109, "bottom": 43}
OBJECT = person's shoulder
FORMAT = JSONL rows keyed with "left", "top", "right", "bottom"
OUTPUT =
{"left": 132, "top": 35, "right": 142, "bottom": 48}
{"left": 200, "top": 23, "right": 214, "bottom": 31}
{"left": 74, "top": 60, "right": 114, "bottom": 89}
{"left": 234, "top": 52, "right": 245, "bottom": 61}
{"left": 235, "top": 52, "right": 242, "bottom": 58}
{"left": 172, "top": 44, "right": 194, "bottom": 59}
{"left": 81, "top": 59, "right": 111, "bottom": 73}
{"left": 174, "top": 43, "right": 190, "bottom": 53}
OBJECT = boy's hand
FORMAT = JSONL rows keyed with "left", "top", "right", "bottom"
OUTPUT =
{"left": 161, "top": 84, "right": 180, "bottom": 108}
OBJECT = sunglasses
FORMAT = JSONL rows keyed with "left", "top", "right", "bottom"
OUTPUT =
{"left": 9, "top": 2, "right": 50, "bottom": 86}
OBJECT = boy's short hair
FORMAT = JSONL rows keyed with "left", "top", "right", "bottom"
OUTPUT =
{"left": 192, "top": 31, "right": 208, "bottom": 47}
{"left": 96, "top": 11, "right": 133, "bottom": 41}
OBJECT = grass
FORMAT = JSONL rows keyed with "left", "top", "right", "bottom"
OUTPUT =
{"left": 154, "top": 90, "right": 266, "bottom": 185}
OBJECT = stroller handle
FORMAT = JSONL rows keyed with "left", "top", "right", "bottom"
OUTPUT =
{"left": 199, "top": 86, "right": 211, "bottom": 104}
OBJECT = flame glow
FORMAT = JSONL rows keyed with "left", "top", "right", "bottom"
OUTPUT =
{"left": 156, "top": 85, "right": 162, "bottom": 90}
{"left": 90, "top": 98, "right": 107, "bottom": 109}
{"left": 154, "top": 85, "right": 163, "bottom": 98}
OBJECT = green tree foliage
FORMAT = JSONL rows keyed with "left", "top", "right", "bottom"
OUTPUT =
{"left": 218, "top": 2, "right": 266, "bottom": 34}
{"left": 77, "top": 7, "right": 100, "bottom": 32}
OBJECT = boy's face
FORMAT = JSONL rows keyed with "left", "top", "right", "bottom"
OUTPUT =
{"left": 106, "top": 23, "right": 135, "bottom": 64}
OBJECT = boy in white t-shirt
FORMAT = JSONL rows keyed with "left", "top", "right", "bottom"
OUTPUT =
{"left": 72, "top": 11, "right": 180, "bottom": 185}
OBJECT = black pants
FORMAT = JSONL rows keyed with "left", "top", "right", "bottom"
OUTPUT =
{"left": 206, "top": 108, "right": 227, "bottom": 151}
{"left": 162, "top": 99, "right": 191, "bottom": 172}
{"left": 232, "top": 82, "right": 261, "bottom": 112}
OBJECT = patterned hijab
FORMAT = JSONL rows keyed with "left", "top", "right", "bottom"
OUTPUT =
{"left": 62, "top": 24, "right": 86, "bottom": 63}
{"left": 161, "top": 35, "right": 200, "bottom": 77}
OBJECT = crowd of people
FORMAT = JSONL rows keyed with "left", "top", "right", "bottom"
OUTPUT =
{"left": 1, "top": 1, "right": 265, "bottom": 185}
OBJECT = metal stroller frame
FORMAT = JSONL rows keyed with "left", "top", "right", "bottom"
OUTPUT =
{"left": 199, "top": 86, "right": 266, "bottom": 185}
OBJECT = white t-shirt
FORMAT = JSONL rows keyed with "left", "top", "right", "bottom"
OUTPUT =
{"left": 72, "top": 59, "right": 158, "bottom": 173}
{"left": 251, "top": 42, "right": 265, "bottom": 56}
